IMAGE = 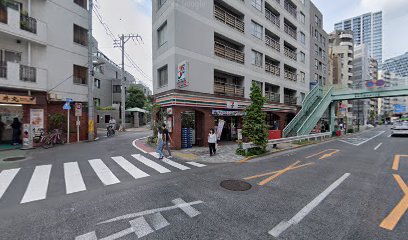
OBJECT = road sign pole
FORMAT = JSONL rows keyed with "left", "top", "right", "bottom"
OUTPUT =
{"left": 67, "top": 108, "right": 70, "bottom": 144}
{"left": 77, "top": 116, "right": 80, "bottom": 143}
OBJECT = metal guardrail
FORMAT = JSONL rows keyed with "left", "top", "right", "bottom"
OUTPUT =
{"left": 242, "top": 132, "right": 331, "bottom": 151}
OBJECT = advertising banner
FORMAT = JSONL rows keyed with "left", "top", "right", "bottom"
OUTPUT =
{"left": 216, "top": 119, "right": 225, "bottom": 140}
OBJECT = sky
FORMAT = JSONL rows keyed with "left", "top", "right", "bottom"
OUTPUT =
{"left": 93, "top": 0, "right": 408, "bottom": 90}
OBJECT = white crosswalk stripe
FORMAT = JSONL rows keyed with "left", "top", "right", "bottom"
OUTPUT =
{"left": 64, "top": 162, "right": 87, "bottom": 194}
{"left": 1, "top": 154, "right": 207, "bottom": 205}
{"left": 149, "top": 153, "right": 190, "bottom": 170}
{"left": 21, "top": 165, "right": 52, "bottom": 204}
{"left": 185, "top": 162, "right": 207, "bottom": 168}
{"left": 111, "top": 156, "right": 150, "bottom": 179}
{"left": 89, "top": 159, "right": 120, "bottom": 186}
{"left": 132, "top": 154, "right": 171, "bottom": 173}
{"left": 0, "top": 168, "right": 20, "bottom": 200}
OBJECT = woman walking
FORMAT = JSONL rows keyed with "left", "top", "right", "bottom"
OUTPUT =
{"left": 156, "top": 127, "right": 164, "bottom": 159}
{"left": 208, "top": 129, "right": 217, "bottom": 156}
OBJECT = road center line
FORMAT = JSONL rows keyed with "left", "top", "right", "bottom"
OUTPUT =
{"left": 374, "top": 143, "right": 383, "bottom": 150}
{"left": 268, "top": 173, "right": 351, "bottom": 237}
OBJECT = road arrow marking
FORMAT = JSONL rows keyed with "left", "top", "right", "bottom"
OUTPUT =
{"left": 306, "top": 149, "right": 339, "bottom": 159}
{"left": 319, "top": 150, "right": 340, "bottom": 160}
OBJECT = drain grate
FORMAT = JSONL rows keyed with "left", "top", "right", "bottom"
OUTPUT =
{"left": 220, "top": 180, "right": 252, "bottom": 191}
{"left": 3, "top": 156, "right": 25, "bottom": 162}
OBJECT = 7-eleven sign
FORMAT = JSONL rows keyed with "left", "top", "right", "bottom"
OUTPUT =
{"left": 227, "top": 101, "right": 238, "bottom": 109}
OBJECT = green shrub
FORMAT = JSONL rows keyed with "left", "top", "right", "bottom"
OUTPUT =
{"left": 236, "top": 147, "right": 267, "bottom": 157}
{"left": 97, "top": 106, "right": 116, "bottom": 110}
{"left": 347, "top": 129, "right": 354, "bottom": 134}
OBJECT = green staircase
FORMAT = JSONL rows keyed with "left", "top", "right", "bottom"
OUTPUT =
{"left": 283, "top": 86, "right": 334, "bottom": 137}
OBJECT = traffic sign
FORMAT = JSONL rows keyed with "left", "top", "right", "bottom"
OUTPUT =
{"left": 63, "top": 103, "right": 71, "bottom": 110}
{"left": 75, "top": 103, "right": 82, "bottom": 117}
{"left": 66, "top": 98, "right": 73, "bottom": 103}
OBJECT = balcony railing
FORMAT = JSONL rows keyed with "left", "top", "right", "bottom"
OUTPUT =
{"left": 265, "top": 35, "right": 280, "bottom": 52}
{"left": 284, "top": 46, "right": 297, "bottom": 61}
{"left": 214, "top": 41, "right": 245, "bottom": 64}
{"left": 214, "top": 81, "right": 244, "bottom": 97}
{"left": 284, "top": 70, "right": 297, "bottom": 81}
{"left": 265, "top": 8, "right": 280, "bottom": 27}
{"left": 284, "top": 0, "right": 297, "bottom": 18}
{"left": 0, "top": 61, "right": 6, "bottom": 78}
{"left": 284, "top": 23, "right": 297, "bottom": 40}
{"left": 284, "top": 95, "right": 297, "bottom": 105}
{"left": 20, "top": 14, "right": 37, "bottom": 34}
{"left": 20, "top": 65, "right": 36, "bottom": 82}
{"left": 214, "top": 5, "right": 244, "bottom": 33}
{"left": 265, "top": 62, "right": 280, "bottom": 76}
{"left": 0, "top": 6, "right": 7, "bottom": 24}
{"left": 265, "top": 91, "right": 280, "bottom": 102}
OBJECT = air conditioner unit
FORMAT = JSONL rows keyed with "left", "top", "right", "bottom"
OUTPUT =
{"left": 48, "top": 93, "right": 62, "bottom": 100}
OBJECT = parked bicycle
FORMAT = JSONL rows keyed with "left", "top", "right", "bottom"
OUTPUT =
{"left": 40, "top": 129, "right": 66, "bottom": 149}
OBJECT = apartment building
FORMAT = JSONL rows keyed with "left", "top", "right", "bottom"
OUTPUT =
{"left": 378, "top": 70, "right": 408, "bottom": 116}
{"left": 328, "top": 30, "right": 354, "bottom": 127}
{"left": 0, "top": 0, "right": 90, "bottom": 143}
{"left": 309, "top": 2, "right": 328, "bottom": 88}
{"left": 153, "top": 0, "right": 315, "bottom": 149}
{"left": 381, "top": 52, "right": 408, "bottom": 77}
{"left": 334, "top": 11, "right": 383, "bottom": 63}
{"left": 369, "top": 58, "right": 379, "bottom": 118}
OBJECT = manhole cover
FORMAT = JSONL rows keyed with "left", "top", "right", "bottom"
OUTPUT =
{"left": 3, "top": 156, "right": 25, "bottom": 162}
{"left": 220, "top": 180, "right": 252, "bottom": 191}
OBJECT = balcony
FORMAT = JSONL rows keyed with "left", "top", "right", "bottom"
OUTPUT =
{"left": 265, "top": 35, "right": 280, "bottom": 52}
{"left": 284, "top": 46, "right": 297, "bottom": 61}
{"left": 284, "top": 0, "right": 297, "bottom": 19}
{"left": 265, "top": 91, "right": 280, "bottom": 102}
{"left": 284, "top": 95, "right": 297, "bottom": 105}
{"left": 284, "top": 70, "right": 297, "bottom": 81}
{"left": 0, "top": 62, "right": 47, "bottom": 91}
{"left": 214, "top": 41, "right": 245, "bottom": 64}
{"left": 0, "top": 6, "right": 47, "bottom": 45}
{"left": 284, "top": 23, "right": 297, "bottom": 40}
{"left": 265, "top": 62, "right": 280, "bottom": 76}
{"left": 214, "top": 81, "right": 244, "bottom": 97}
{"left": 214, "top": 4, "right": 244, "bottom": 33}
{"left": 265, "top": 8, "right": 280, "bottom": 28}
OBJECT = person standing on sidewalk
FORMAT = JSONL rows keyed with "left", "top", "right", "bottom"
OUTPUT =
{"left": 162, "top": 123, "right": 173, "bottom": 159}
{"left": 208, "top": 129, "right": 217, "bottom": 156}
{"left": 11, "top": 117, "right": 21, "bottom": 145}
{"left": 156, "top": 127, "right": 164, "bottom": 160}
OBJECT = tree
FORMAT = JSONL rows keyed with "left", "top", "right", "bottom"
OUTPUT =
{"left": 0, "top": 0, "right": 9, "bottom": 7}
{"left": 369, "top": 110, "right": 376, "bottom": 125}
{"left": 242, "top": 82, "right": 268, "bottom": 150}
{"left": 125, "top": 86, "right": 145, "bottom": 109}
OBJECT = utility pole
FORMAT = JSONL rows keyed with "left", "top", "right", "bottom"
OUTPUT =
{"left": 87, "top": 0, "right": 94, "bottom": 141}
{"left": 114, "top": 34, "right": 142, "bottom": 131}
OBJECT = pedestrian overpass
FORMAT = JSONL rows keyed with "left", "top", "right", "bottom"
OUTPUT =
{"left": 283, "top": 84, "right": 408, "bottom": 137}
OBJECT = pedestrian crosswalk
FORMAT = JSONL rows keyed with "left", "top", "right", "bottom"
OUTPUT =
{"left": 0, "top": 153, "right": 207, "bottom": 205}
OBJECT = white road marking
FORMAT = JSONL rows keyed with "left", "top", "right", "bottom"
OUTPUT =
{"left": 268, "top": 173, "right": 351, "bottom": 237}
{"left": 130, "top": 216, "right": 154, "bottom": 238}
{"left": 388, "top": 134, "right": 392, "bottom": 138}
{"left": 185, "top": 162, "right": 206, "bottom": 168}
{"left": 338, "top": 131, "right": 385, "bottom": 146}
{"left": 21, "top": 165, "right": 52, "bottom": 203}
{"left": 150, "top": 212, "right": 170, "bottom": 230}
{"left": 89, "top": 159, "right": 120, "bottom": 186}
{"left": 111, "top": 156, "right": 150, "bottom": 179}
{"left": 374, "top": 143, "right": 383, "bottom": 150}
{"left": 99, "top": 199, "right": 204, "bottom": 224}
{"left": 149, "top": 152, "right": 191, "bottom": 170}
{"left": 132, "top": 137, "right": 149, "bottom": 153}
{"left": 64, "top": 162, "right": 86, "bottom": 194}
{"left": 132, "top": 154, "right": 171, "bottom": 173}
{"left": 75, "top": 232, "right": 97, "bottom": 240}
{"left": 172, "top": 198, "right": 201, "bottom": 217}
{"left": 0, "top": 168, "right": 20, "bottom": 200}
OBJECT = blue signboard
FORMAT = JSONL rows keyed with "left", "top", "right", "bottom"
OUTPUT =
{"left": 63, "top": 102, "right": 71, "bottom": 110}
{"left": 393, "top": 104, "right": 406, "bottom": 113}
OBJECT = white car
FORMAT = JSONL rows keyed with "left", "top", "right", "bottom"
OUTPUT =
{"left": 391, "top": 122, "right": 408, "bottom": 136}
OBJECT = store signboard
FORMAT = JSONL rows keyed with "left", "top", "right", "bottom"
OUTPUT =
{"left": 30, "top": 109, "right": 44, "bottom": 133}
{"left": 212, "top": 110, "right": 245, "bottom": 116}
{"left": 216, "top": 119, "right": 225, "bottom": 141}
{"left": 226, "top": 101, "right": 238, "bottom": 109}
{"left": 177, "top": 61, "right": 189, "bottom": 88}
{"left": 0, "top": 94, "right": 36, "bottom": 104}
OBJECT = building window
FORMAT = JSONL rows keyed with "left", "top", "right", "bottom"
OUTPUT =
{"left": 94, "top": 78, "right": 101, "bottom": 88}
{"left": 300, "top": 32, "right": 305, "bottom": 44}
{"left": 314, "top": 73, "right": 318, "bottom": 82}
{"left": 158, "top": 65, "right": 168, "bottom": 87}
{"left": 300, "top": 72, "right": 305, "bottom": 83}
{"left": 74, "top": 0, "right": 87, "bottom": 9}
{"left": 300, "top": 12, "right": 305, "bottom": 24}
{"left": 157, "top": 22, "right": 167, "bottom": 47}
{"left": 113, "top": 85, "right": 121, "bottom": 93}
{"left": 73, "top": 24, "right": 88, "bottom": 46}
{"left": 315, "top": 59, "right": 318, "bottom": 70}
{"left": 73, "top": 65, "right": 88, "bottom": 85}
{"left": 251, "top": 21, "right": 263, "bottom": 39}
{"left": 251, "top": 50, "right": 263, "bottom": 67}
{"left": 300, "top": 51, "right": 305, "bottom": 63}
{"left": 115, "top": 71, "right": 118, "bottom": 79}
{"left": 314, "top": 44, "right": 318, "bottom": 55}
{"left": 158, "top": 0, "right": 167, "bottom": 8}
{"left": 251, "top": 0, "right": 262, "bottom": 11}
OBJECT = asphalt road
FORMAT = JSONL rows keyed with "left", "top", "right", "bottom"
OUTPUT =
{"left": 0, "top": 126, "right": 407, "bottom": 240}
